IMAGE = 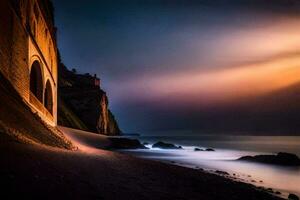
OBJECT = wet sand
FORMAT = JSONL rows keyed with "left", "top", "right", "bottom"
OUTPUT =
{"left": 0, "top": 129, "right": 283, "bottom": 200}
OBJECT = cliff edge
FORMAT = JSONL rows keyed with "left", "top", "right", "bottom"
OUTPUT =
{"left": 58, "top": 62, "right": 121, "bottom": 135}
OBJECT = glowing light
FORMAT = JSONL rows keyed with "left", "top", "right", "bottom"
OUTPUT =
{"left": 112, "top": 54, "right": 300, "bottom": 106}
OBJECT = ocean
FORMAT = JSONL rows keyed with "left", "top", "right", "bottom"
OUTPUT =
{"left": 121, "top": 135, "right": 300, "bottom": 197}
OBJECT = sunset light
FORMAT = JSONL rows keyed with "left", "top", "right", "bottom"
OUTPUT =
{"left": 1, "top": 0, "right": 300, "bottom": 199}
{"left": 112, "top": 54, "right": 300, "bottom": 107}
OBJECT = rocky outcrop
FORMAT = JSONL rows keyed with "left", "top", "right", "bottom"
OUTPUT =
{"left": 238, "top": 152, "right": 300, "bottom": 166}
{"left": 194, "top": 147, "right": 215, "bottom": 152}
{"left": 152, "top": 141, "right": 182, "bottom": 149}
{"left": 215, "top": 170, "right": 230, "bottom": 176}
{"left": 97, "top": 95, "right": 120, "bottom": 135}
{"left": 58, "top": 63, "right": 121, "bottom": 135}
{"left": 288, "top": 194, "right": 299, "bottom": 200}
{"left": 108, "top": 138, "right": 147, "bottom": 149}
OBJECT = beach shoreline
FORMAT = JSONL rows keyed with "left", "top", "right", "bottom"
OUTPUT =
{"left": 121, "top": 142, "right": 300, "bottom": 199}
{"left": 0, "top": 132, "right": 284, "bottom": 200}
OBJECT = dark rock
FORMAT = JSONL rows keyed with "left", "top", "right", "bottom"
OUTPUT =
{"left": 238, "top": 152, "right": 300, "bottom": 166}
{"left": 108, "top": 138, "right": 147, "bottom": 149}
{"left": 152, "top": 141, "right": 182, "bottom": 149}
{"left": 267, "top": 188, "right": 273, "bottom": 193}
{"left": 205, "top": 148, "right": 215, "bottom": 151}
{"left": 215, "top": 170, "right": 230, "bottom": 175}
{"left": 194, "top": 147, "right": 204, "bottom": 151}
{"left": 289, "top": 194, "right": 299, "bottom": 200}
{"left": 275, "top": 191, "right": 281, "bottom": 195}
{"left": 143, "top": 142, "right": 149, "bottom": 145}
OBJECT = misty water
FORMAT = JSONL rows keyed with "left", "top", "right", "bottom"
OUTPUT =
{"left": 122, "top": 135, "right": 300, "bottom": 198}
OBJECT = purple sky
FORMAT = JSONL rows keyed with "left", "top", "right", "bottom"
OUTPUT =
{"left": 53, "top": 0, "right": 300, "bottom": 134}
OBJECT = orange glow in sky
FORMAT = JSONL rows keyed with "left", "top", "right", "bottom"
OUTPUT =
{"left": 156, "top": 55, "right": 300, "bottom": 103}
{"left": 113, "top": 54, "right": 300, "bottom": 106}
{"left": 109, "top": 18, "right": 300, "bottom": 108}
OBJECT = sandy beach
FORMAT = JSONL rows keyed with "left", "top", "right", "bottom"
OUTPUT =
{"left": 0, "top": 127, "right": 283, "bottom": 200}
{"left": 1, "top": 1, "right": 299, "bottom": 199}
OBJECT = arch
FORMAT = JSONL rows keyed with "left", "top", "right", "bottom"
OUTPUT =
{"left": 30, "top": 60, "right": 43, "bottom": 102}
{"left": 44, "top": 80, "right": 53, "bottom": 115}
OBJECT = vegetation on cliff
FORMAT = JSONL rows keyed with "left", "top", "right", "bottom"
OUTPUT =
{"left": 57, "top": 62, "right": 121, "bottom": 135}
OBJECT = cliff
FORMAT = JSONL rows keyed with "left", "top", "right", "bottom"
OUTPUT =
{"left": 57, "top": 63, "right": 121, "bottom": 135}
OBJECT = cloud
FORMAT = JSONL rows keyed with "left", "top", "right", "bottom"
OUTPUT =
{"left": 110, "top": 52, "right": 300, "bottom": 107}
{"left": 53, "top": 0, "right": 300, "bottom": 132}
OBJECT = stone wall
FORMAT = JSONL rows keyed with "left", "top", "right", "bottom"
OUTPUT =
{"left": 0, "top": 0, "right": 30, "bottom": 100}
{"left": 0, "top": 0, "right": 58, "bottom": 126}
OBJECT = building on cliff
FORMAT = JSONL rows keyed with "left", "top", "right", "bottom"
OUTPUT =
{"left": 0, "top": 0, "right": 58, "bottom": 126}
{"left": 0, "top": 0, "right": 121, "bottom": 135}
{"left": 57, "top": 63, "right": 121, "bottom": 135}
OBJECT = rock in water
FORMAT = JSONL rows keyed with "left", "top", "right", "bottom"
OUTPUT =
{"left": 205, "top": 148, "right": 215, "bottom": 151}
{"left": 194, "top": 147, "right": 215, "bottom": 151}
{"left": 238, "top": 152, "right": 300, "bottom": 166}
{"left": 215, "top": 170, "right": 229, "bottom": 175}
{"left": 108, "top": 138, "right": 147, "bottom": 149}
{"left": 288, "top": 194, "right": 299, "bottom": 200}
{"left": 152, "top": 141, "right": 182, "bottom": 149}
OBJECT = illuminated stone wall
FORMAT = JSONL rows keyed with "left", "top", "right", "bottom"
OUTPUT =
{"left": 0, "top": 0, "right": 58, "bottom": 126}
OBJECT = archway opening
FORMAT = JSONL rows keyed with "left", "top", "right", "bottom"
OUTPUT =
{"left": 44, "top": 81, "right": 53, "bottom": 115}
{"left": 30, "top": 60, "right": 43, "bottom": 102}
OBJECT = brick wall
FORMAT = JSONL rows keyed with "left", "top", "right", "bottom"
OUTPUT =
{"left": 0, "top": 1, "right": 30, "bottom": 100}
{"left": 0, "top": 0, "right": 58, "bottom": 126}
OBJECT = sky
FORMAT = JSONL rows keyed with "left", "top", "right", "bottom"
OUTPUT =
{"left": 52, "top": 0, "right": 300, "bottom": 134}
